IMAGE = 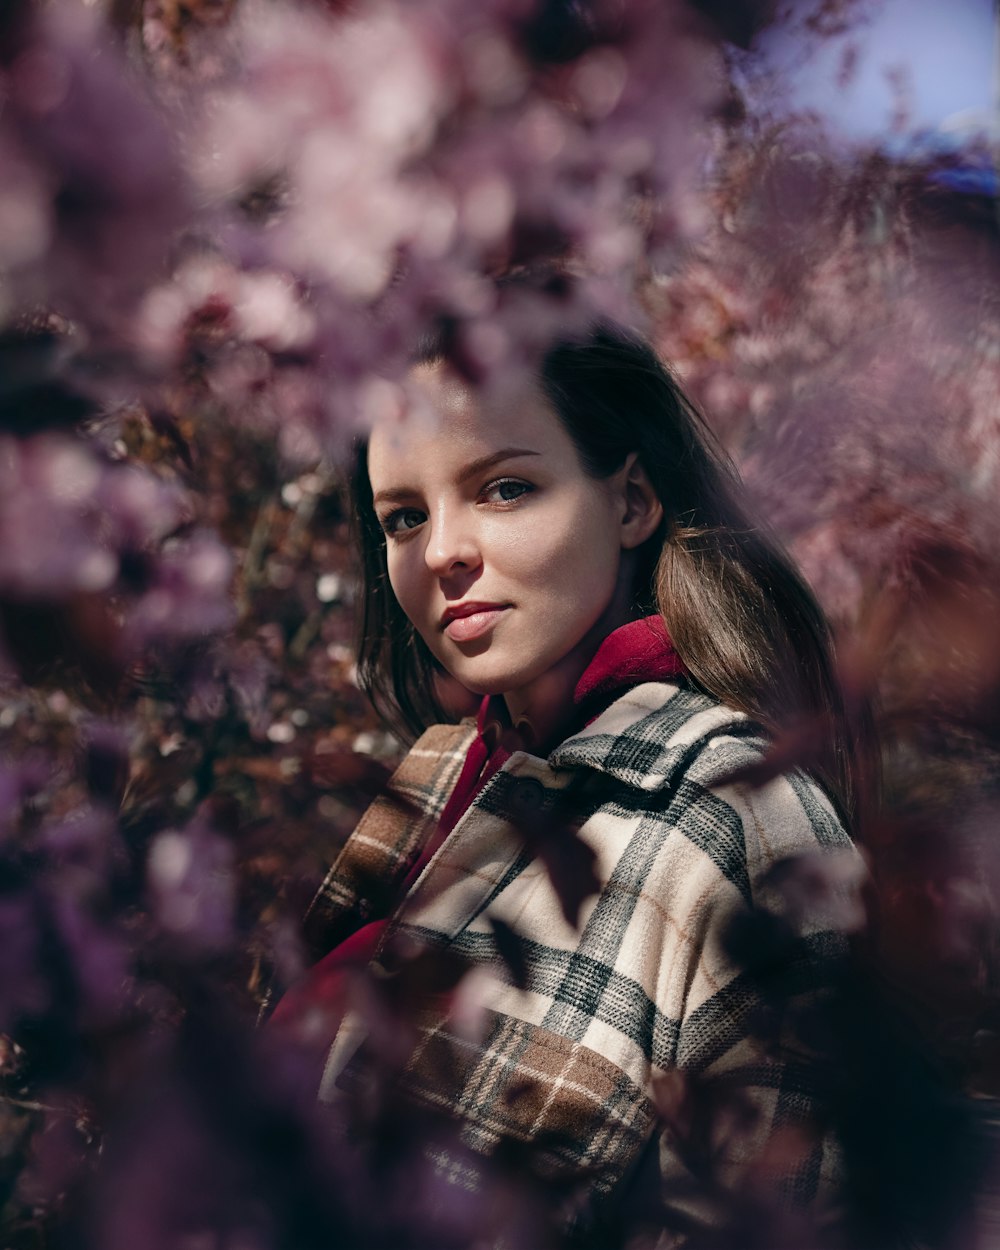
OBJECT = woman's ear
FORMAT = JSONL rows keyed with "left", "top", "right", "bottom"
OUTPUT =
{"left": 617, "top": 452, "right": 664, "bottom": 550}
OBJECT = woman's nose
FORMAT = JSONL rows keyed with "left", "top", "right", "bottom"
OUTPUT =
{"left": 423, "top": 507, "right": 481, "bottom": 577}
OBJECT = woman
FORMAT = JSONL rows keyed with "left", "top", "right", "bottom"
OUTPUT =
{"left": 276, "top": 326, "right": 868, "bottom": 1246}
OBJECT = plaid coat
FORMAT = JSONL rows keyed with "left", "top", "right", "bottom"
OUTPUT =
{"left": 305, "top": 678, "right": 861, "bottom": 1240}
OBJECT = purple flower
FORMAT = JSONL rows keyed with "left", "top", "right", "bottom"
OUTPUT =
{"left": 147, "top": 808, "right": 236, "bottom": 953}
{"left": 0, "top": 891, "right": 51, "bottom": 1032}
{"left": 126, "top": 530, "right": 236, "bottom": 649}
{"left": 0, "top": 1, "right": 192, "bottom": 327}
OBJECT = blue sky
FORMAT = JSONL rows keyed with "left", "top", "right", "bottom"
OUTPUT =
{"left": 754, "top": 0, "right": 996, "bottom": 150}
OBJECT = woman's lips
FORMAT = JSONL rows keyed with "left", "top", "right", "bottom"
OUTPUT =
{"left": 443, "top": 606, "right": 510, "bottom": 642}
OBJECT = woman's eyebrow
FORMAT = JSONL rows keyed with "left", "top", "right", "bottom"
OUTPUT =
{"left": 372, "top": 447, "right": 539, "bottom": 507}
{"left": 456, "top": 446, "right": 540, "bottom": 483}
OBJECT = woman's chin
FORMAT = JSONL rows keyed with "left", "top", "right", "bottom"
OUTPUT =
{"left": 446, "top": 660, "right": 530, "bottom": 700}
{"left": 451, "top": 673, "right": 513, "bottom": 699}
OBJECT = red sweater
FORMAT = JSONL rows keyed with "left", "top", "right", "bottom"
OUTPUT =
{"left": 270, "top": 615, "right": 683, "bottom": 1032}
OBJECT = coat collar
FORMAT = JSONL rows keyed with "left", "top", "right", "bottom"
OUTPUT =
{"left": 547, "top": 679, "right": 752, "bottom": 792}
{"left": 399, "top": 681, "right": 754, "bottom": 943}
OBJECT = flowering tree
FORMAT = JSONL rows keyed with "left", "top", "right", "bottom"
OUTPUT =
{"left": 0, "top": 0, "right": 997, "bottom": 1245}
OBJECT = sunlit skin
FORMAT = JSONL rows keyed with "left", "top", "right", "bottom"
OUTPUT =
{"left": 366, "top": 362, "right": 664, "bottom": 752}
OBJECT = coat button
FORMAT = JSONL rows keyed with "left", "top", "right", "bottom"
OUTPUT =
{"left": 508, "top": 776, "right": 547, "bottom": 815}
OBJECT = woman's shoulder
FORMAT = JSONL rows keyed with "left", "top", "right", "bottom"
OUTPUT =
{"left": 551, "top": 678, "right": 769, "bottom": 791}
{"left": 550, "top": 678, "right": 855, "bottom": 866}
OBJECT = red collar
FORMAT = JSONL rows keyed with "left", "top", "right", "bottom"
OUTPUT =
{"left": 573, "top": 614, "right": 684, "bottom": 711}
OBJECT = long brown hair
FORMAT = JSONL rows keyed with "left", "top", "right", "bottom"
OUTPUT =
{"left": 349, "top": 325, "right": 875, "bottom": 829}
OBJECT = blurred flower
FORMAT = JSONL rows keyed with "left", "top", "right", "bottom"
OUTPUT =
{"left": 0, "top": 435, "right": 123, "bottom": 600}
{"left": 0, "top": 889, "right": 51, "bottom": 1032}
{"left": 0, "top": 1, "right": 191, "bottom": 328}
{"left": 147, "top": 808, "right": 236, "bottom": 953}
{"left": 135, "top": 252, "right": 317, "bottom": 366}
{"left": 0, "top": 433, "right": 232, "bottom": 683}
{"left": 40, "top": 803, "right": 120, "bottom": 893}
{"left": 126, "top": 530, "right": 236, "bottom": 648}
{"left": 190, "top": 0, "right": 450, "bottom": 303}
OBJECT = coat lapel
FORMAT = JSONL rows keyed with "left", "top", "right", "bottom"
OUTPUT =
{"left": 398, "top": 751, "right": 576, "bottom": 942}
{"left": 303, "top": 720, "right": 475, "bottom": 956}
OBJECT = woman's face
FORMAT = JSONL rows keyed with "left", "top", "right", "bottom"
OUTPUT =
{"left": 367, "top": 362, "right": 657, "bottom": 718}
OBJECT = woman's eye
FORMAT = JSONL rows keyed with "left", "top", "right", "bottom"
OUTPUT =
{"left": 482, "top": 478, "right": 533, "bottom": 504}
{"left": 382, "top": 508, "right": 426, "bottom": 535}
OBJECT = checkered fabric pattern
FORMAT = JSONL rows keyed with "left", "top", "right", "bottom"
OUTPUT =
{"left": 303, "top": 720, "right": 476, "bottom": 957}
{"left": 310, "top": 679, "right": 862, "bottom": 1238}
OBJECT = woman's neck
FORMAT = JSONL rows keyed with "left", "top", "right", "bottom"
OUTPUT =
{"left": 502, "top": 574, "right": 638, "bottom": 756}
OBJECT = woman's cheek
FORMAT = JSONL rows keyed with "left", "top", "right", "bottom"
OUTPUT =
{"left": 386, "top": 554, "right": 424, "bottom": 626}
{"left": 498, "top": 506, "right": 574, "bottom": 570}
